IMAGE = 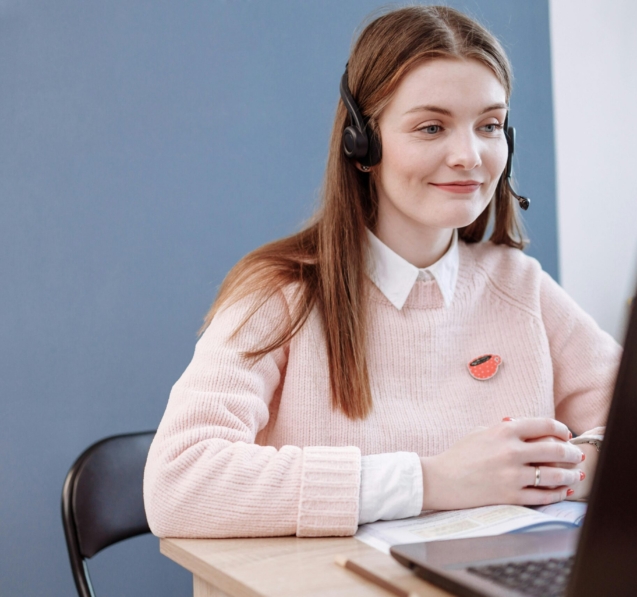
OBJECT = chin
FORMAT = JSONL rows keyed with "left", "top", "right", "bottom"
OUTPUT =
{"left": 429, "top": 203, "right": 488, "bottom": 230}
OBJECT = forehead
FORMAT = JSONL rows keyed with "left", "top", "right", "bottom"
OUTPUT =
{"left": 385, "top": 58, "right": 507, "bottom": 116}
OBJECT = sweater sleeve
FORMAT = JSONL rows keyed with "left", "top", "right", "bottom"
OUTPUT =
{"left": 540, "top": 272, "right": 622, "bottom": 434}
{"left": 143, "top": 289, "right": 361, "bottom": 539}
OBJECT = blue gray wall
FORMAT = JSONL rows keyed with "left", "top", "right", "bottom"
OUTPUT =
{"left": 0, "top": 1, "right": 555, "bottom": 595}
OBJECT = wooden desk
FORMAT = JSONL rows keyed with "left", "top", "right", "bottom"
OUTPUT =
{"left": 161, "top": 536, "right": 453, "bottom": 597}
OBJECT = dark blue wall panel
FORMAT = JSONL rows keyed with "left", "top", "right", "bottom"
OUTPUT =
{"left": 0, "top": 1, "right": 555, "bottom": 595}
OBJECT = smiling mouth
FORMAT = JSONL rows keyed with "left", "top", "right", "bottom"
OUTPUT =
{"left": 430, "top": 181, "right": 482, "bottom": 194}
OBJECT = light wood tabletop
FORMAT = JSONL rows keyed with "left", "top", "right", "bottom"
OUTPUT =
{"left": 161, "top": 536, "right": 454, "bottom": 597}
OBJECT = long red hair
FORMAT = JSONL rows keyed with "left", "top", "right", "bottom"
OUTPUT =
{"left": 202, "top": 5, "right": 526, "bottom": 419}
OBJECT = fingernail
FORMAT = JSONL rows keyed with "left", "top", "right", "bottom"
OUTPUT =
{"left": 581, "top": 453, "right": 586, "bottom": 462}
{"left": 502, "top": 417, "right": 514, "bottom": 422}
{"left": 579, "top": 470, "right": 586, "bottom": 481}
{"left": 567, "top": 488, "right": 575, "bottom": 496}
{"left": 568, "top": 431, "right": 573, "bottom": 440}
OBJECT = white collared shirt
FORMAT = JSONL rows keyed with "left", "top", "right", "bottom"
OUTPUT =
{"left": 358, "top": 229, "right": 459, "bottom": 525}
{"left": 365, "top": 228, "right": 459, "bottom": 309}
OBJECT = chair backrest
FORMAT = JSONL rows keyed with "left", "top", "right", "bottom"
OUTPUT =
{"left": 61, "top": 431, "right": 156, "bottom": 597}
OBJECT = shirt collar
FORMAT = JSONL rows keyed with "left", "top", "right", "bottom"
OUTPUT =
{"left": 365, "top": 228, "right": 459, "bottom": 310}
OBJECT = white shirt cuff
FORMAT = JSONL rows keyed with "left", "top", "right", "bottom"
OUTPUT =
{"left": 569, "top": 426, "right": 604, "bottom": 451}
{"left": 358, "top": 452, "right": 423, "bottom": 525}
{"left": 570, "top": 426, "right": 605, "bottom": 442}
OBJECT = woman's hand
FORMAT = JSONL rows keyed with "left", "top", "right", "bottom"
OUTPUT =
{"left": 566, "top": 443, "right": 598, "bottom": 499}
{"left": 420, "top": 418, "right": 585, "bottom": 510}
{"left": 527, "top": 434, "right": 598, "bottom": 500}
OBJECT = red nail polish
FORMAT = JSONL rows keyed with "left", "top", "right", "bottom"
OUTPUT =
{"left": 567, "top": 489, "right": 575, "bottom": 496}
{"left": 581, "top": 453, "right": 586, "bottom": 462}
{"left": 579, "top": 471, "right": 586, "bottom": 481}
{"left": 568, "top": 431, "right": 573, "bottom": 440}
{"left": 502, "top": 417, "right": 514, "bottom": 422}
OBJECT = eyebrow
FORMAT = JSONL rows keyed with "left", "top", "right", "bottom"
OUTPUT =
{"left": 404, "top": 103, "right": 508, "bottom": 116}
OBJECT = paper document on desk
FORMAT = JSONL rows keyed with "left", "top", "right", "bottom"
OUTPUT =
{"left": 533, "top": 501, "right": 587, "bottom": 525}
{"left": 355, "top": 502, "right": 588, "bottom": 554}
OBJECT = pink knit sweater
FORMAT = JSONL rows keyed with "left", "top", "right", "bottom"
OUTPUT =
{"left": 143, "top": 241, "right": 621, "bottom": 538}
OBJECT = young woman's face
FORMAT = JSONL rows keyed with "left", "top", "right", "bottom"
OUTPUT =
{"left": 374, "top": 58, "right": 509, "bottom": 234}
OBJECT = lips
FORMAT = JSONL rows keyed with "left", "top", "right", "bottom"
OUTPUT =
{"left": 431, "top": 180, "right": 482, "bottom": 194}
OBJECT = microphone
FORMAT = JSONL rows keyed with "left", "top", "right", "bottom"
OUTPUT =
{"left": 509, "top": 183, "right": 530, "bottom": 211}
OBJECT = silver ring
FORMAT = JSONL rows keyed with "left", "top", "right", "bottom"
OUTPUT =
{"left": 534, "top": 466, "right": 541, "bottom": 488}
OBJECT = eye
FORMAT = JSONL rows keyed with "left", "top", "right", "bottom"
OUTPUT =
{"left": 418, "top": 124, "right": 443, "bottom": 135}
{"left": 480, "top": 122, "right": 504, "bottom": 134}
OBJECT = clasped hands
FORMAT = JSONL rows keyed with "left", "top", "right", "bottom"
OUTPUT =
{"left": 420, "top": 417, "right": 595, "bottom": 511}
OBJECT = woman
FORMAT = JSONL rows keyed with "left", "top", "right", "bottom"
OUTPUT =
{"left": 144, "top": 6, "right": 620, "bottom": 538}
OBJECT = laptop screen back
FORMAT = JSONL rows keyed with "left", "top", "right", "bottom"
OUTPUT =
{"left": 568, "top": 299, "right": 637, "bottom": 596}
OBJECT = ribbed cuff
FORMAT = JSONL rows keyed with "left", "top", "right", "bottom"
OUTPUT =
{"left": 296, "top": 446, "right": 361, "bottom": 537}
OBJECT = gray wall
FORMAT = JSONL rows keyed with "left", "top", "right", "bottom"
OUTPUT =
{"left": 0, "top": 1, "right": 556, "bottom": 595}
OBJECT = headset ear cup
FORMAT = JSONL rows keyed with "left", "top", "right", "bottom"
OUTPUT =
{"left": 365, "top": 128, "right": 382, "bottom": 167}
{"left": 342, "top": 126, "right": 369, "bottom": 160}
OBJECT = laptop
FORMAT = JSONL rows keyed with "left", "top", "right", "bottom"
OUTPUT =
{"left": 391, "top": 292, "right": 637, "bottom": 597}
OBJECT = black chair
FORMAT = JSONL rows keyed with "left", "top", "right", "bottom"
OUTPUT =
{"left": 61, "top": 431, "right": 156, "bottom": 597}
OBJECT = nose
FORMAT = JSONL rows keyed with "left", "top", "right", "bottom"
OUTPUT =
{"left": 446, "top": 130, "right": 482, "bottom": 170}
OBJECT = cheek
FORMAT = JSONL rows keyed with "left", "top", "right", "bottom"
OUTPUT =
{"left": 380, "top": 137, "right": 439, "bottom": 184}
{"left": 478, "top": 142, "right": 508, "bottom": 200}
{"left": 486, "top": 141, "right": 509, "bottom": 180}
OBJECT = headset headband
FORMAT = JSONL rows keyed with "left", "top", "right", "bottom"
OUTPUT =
{"left": 339, "top": 65, "right": 381, "bottom": 167}
{"left": 340, "top": 67, "right": 366, "bottom": 134}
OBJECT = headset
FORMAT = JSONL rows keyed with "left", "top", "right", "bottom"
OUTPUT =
{"left": 502, "top": 115, "right": 530, "bottom": 210}
{"left": 339, "top": 65, "right": 530, "bottom": 210}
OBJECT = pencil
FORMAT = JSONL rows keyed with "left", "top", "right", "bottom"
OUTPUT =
{"left": 335, "top": 554, "right": 420, "bottom": 597}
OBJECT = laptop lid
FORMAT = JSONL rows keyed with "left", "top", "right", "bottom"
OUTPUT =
{"left": 567, "top": 299, "right": 637, "bottom": 596}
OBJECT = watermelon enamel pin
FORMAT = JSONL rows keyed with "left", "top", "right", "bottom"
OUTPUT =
{"left": 468, "top": 354, "right": 502, "bottom": 380}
